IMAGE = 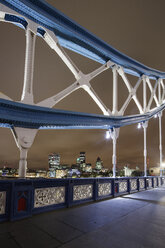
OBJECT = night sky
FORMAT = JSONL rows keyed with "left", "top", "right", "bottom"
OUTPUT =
{"left": 0, "top": 0, "right": 165, "bottom": 170}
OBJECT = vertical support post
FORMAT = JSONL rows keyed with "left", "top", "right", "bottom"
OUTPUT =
{"left": 142, "top": 122, "right": 148, "bottom": 177}
{"left": 112, "top": 135, "right": 117, "bottom": 178}
{"left": 111, "top": 128, "right": 120, "bottom": 178}
{"left": 19, "top": 148, "right": 28, "bottom": 178}
{"left": 112, "top": 66, "right": 118, "bottom": 115}
{"left": 11, "top": 128, "right": 38, "bottom": 178}
{"left": 158, "top": 79, "right": 163, "bottom": 176}
{"left": 158, "top": 78, "right": 161, "bottom": 105}
{"left": 143, "top": 76, "right": 147, "bottom": 113}
{"left": 159, "top": 112, "right": 163, "bottom": 176}
{"left": 21, "top": 28, "right": 36, "bottom": 104}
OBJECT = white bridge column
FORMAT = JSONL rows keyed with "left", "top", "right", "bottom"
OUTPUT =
{"left": 142, "top": 121, "right": 148, "bottom": 177}
{"left": 21, "top": 28, "right": 36, "bottom": 104}
{"left": 19, "top": 148, "right": 28, "bottom": 178}
{"left": 11, "top": 127, "right": 38, "bottom": 178}
{"left": 112, "top": 66, "right": 118, "bottom": 115}
{"left": 111, "top": 128, "right": 120, "bottom": 178}
{"left": 159, "top": 112, "right": 163, "bottom": 176}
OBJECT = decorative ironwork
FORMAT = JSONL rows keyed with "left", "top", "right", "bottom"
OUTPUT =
{"left": 148, "top": 178, "right": 152, "bottom": 188}
{"left": 73, "top": 184, "right": 93, "bottom": 201}
{"left": 98, "top": 183, "right": 111, "bottom": 197}
{"left": 153, "top": 178, "right": 157, "bottom": 187}
{"left": 34, "top": 187, "right": 65, "bottom": 208}
{"left": 139, "top": 179, "right": 145, "bottom": 189}
{"left": 0, "top": 191, "right": 6, "bottom": 215}
{"left": 119, "top": 181, "right": 127, "bottom": 193}
{"left": 130, "top": 179, "right": 137, "bottom": 191}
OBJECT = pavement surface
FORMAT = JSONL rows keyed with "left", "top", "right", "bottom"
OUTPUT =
{"left": 1, "top": 186, "right": 165, "bottom": 248}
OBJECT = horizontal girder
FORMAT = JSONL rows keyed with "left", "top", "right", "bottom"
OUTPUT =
{"left": 0, "top": 98, "right": 164, "bottom": 130}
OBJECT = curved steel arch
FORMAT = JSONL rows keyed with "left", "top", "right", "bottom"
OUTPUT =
{"left": 0, "top": 0, "right": 164, "bottom": 178}
{"left": 0, "top": 0, "right": 164, "bottom": 121}
{"left": 0, "top": 0, "right": 165, "bottom": 79}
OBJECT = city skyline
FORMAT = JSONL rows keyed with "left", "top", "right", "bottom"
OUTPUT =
{"left": 0, "top": 0, "right": 165, "bottom": 170}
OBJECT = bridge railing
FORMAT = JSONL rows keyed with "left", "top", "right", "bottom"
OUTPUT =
{"left": 0, "top": 176, "right": 164, "bottom": 222}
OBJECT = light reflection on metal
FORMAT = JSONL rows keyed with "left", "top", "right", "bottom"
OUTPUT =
{"left": 137, "top": 123, "right": 142, "bottom": 129}
{"left": 106, "top": 130, "right": 111, "bottom": 139}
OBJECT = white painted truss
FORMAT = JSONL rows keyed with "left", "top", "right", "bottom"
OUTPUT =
{"left": 0, "top": 3, "right": 165, "bottom": 178}
{"left": 1, "top": 3, "right": 165, "bottom": 117}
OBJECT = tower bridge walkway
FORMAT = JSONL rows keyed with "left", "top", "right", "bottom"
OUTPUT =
{"left": 0, "top": 185, "right": 165, "bottom": 248}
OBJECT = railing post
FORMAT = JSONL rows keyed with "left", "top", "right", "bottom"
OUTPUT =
{"left": 66, "top": 179, "right": 73, "bottom": 208}
{"left": 145, "top": 178, "right": 148, "bottom": 190}
{"left": 128, "top": 178, "right": 131, "bottom": 194}
{"left": 111, "top": 178, "right": 115, "bottom": 197}
{"left": 93, "top": 179, "right": 98, "bottom": 201}
{"left": 137, "top": 178, "right": 140, "bottom": 191}
{"left": 152, "top": 177, "right": 154, "bottom": 188}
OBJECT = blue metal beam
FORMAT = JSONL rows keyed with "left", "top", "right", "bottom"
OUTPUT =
{"left": 0, "top": 0, "right": 165, "bottom": 79}
{"left": 0, "top": 98, "right": 164, "bottom": 130}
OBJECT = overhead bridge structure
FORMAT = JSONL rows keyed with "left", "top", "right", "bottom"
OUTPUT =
{"left": 0, "top": 0, "right": 165, "bottom": 177}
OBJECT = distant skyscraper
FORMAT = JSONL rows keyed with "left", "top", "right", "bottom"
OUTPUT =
{"left": 85, "top": 163, "right": 92, "bottom": 173}
{"left": 77, "top": 152, "right": 86, "bottom": 164}
{"left": 48, "top": 153, "right": 60, "bottom": 169}
{"left": 95, "top": 157, "right": 103, "bottom": 170}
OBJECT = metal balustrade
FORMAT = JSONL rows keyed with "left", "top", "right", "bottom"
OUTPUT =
{"left": 0, "top": 176, "right": 164, "bottom": 222}
{"left": 0, "top": 1, "right": 165, "bottom": 224}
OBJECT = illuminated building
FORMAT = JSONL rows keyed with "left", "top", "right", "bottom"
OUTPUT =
{"left": 48, "top": 153, "right": 60, "bottom": 169}
{"left": 68, "top": 168, "right": 81, "bottom": 178}
{"left": 56, "top": 169, "right": 68, "bottom": 178}
{"left": 80, "top": 162, "right": 86, "bottom": 172}
{"left": 123, "top": 166, "right": 140, "bottom": 177}
{"left": 95, "top": 157, "right": 103, "bottom": 170}
{"left": 77, "top": 152, "right": 86, "bottom": 164}
{"left": 149, "top": 167, "right": 160, "bottom": 176}
{"left": 36, "top": 169, "right": 47, "bottom": 178}
{"left": 76, "top": 152, "right": 86, "bottom": 172}
{"left": 85, "top": 163, "right": 92, "bottom": 173}
{"left": 71, "top": 164, "right": 80, "bottom": 169}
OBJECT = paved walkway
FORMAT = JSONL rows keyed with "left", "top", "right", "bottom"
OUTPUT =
{"left": 1, "top": 187, "right": 165, "bottom": 248}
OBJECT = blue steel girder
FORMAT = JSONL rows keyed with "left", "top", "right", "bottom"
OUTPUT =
{"left": 0, "top": 0, "right": 165, "bottom": 79}
{"left": 0, "top": 98, "right": 164, "bottom": 130}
